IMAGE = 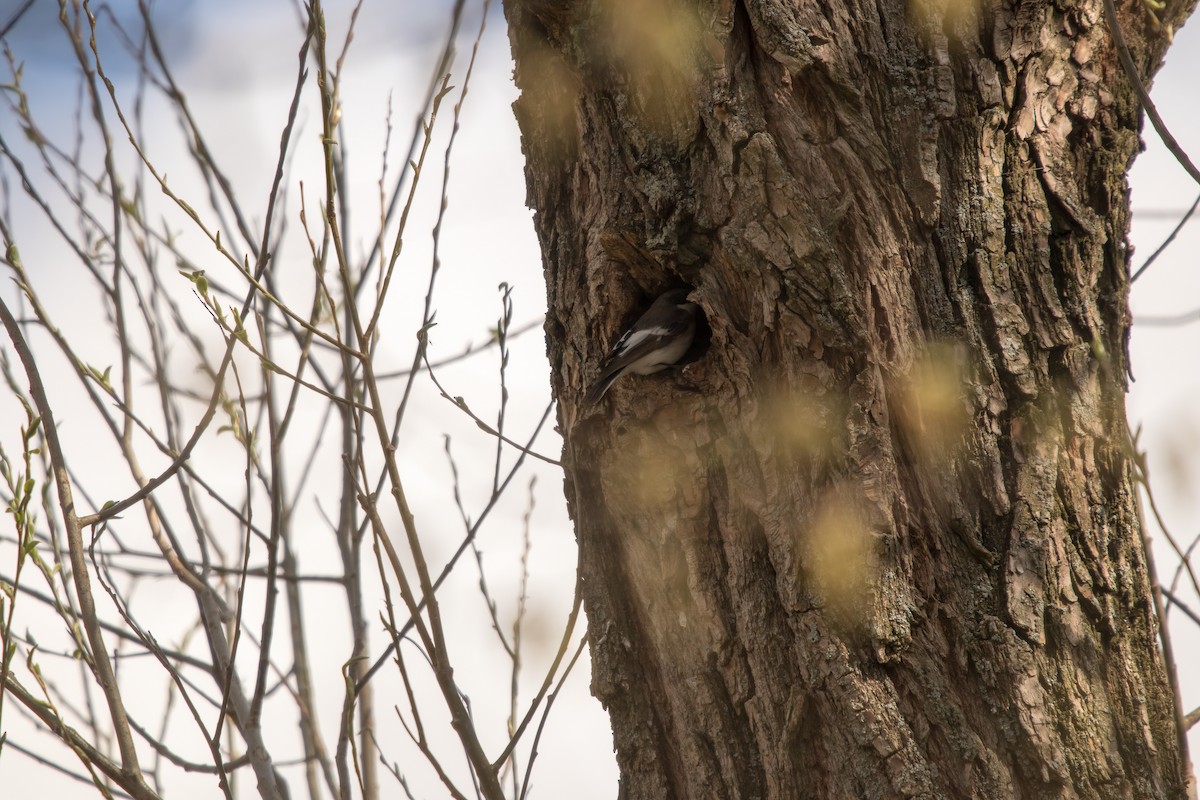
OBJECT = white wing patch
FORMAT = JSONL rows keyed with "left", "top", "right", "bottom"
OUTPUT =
{"left": 611, "top": 326, "right": 670, "bottom": 358}
{"left": 625, "top": 327, "right": 694, "bottom": 374}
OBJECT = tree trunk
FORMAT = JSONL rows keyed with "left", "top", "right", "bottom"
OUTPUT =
{"left": 503, "top": 0, "right": 1194, "bottom": 797}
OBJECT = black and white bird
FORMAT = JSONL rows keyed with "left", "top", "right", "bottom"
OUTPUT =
{"left": 585, "top": 288, "right": 700, "bottom": 404}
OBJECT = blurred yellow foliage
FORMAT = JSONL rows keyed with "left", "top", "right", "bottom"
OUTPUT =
{"left": 893, "top": 343, "right": 970, "bottom": 464}
{"left": 598, "top": 0, "right": 705, "bottom": 142}
{"left": 805, "top": 487, "right": 875, "bottom": 625}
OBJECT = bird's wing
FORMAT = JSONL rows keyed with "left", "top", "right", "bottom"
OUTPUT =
{"left": 601, "top": 315, "right": 691, "bottom": 372}
{"left": 584, "top": 326, "right": 675, "bottom": 404}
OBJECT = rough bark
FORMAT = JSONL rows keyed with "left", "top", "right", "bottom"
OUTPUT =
{"left": 503, "top": 0, "right": 1194, "bottom": 797}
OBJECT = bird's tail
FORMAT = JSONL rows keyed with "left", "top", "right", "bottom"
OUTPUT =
{"left": 584, "top": 370, "right": 621, "bottom": 405}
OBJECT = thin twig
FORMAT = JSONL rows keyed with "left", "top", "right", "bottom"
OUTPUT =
{"left": 1103, "top": 0, "right": 1200, "bottom": 186}
{"left": 0, "top": 296, "right": 157, "bottom": 797}
{"left": 424, "top": 353, "right": 561, "bottom": 466}
{"left": 1131, "top": 192, "right": 1200, "bottom": 282}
